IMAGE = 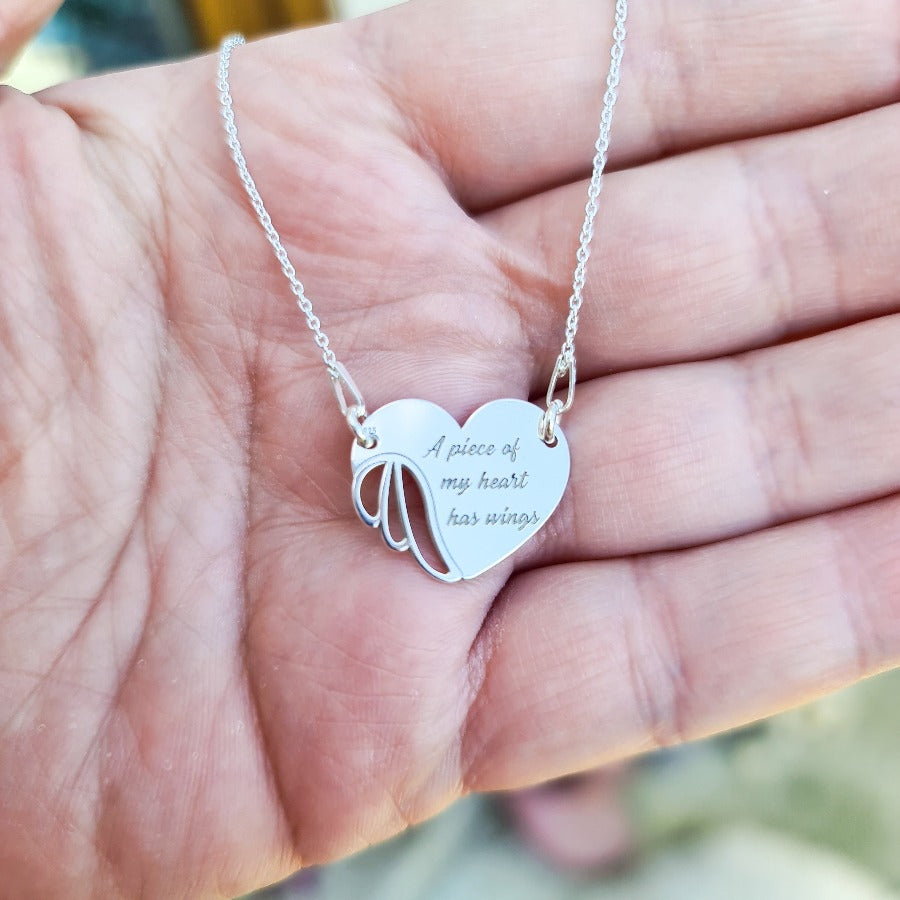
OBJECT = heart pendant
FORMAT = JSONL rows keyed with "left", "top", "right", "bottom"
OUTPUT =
{"left": 350, "top": 398, "right": 570, "bottom": 582}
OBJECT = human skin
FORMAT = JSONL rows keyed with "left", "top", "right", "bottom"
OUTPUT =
{"left": 1, "top": 0, "right": 899, "bottom": 896}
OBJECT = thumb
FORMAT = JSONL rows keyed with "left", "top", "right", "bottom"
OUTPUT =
{"left": 0, "top": 0, "right": 64, "bottom": 71}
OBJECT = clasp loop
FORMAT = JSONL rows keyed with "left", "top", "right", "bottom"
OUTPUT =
{"left": 539, "top": 354, "right": 575, "bottom": 445}
{"left": 346, "top": 405, "right": 376, "bottom": 448}
{"left": 538, "top": 399, "right": 564, "bottom": 446}
{"left": 330, "top": 362, "right": 375, "bottom": 448}
{"left": 330, "top": 360, "right": 365, "bottom": 417}
{"left": 546, "top": 354, "right": 576, "bottom": 414}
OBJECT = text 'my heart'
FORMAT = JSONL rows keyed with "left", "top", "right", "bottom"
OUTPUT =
{"left": 350, "top": 398, "right": 570, "bottom": 582}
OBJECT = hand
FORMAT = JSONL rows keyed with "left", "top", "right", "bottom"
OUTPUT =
{"left": 1, "top": 0, "right": 898, "bottom": 895}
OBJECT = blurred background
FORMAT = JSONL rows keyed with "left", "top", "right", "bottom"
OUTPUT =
{"left": 1, "top": 0, "right": 406, "bottom": 91}
{"left": 3, "top": 3, "right": 899, "bottom": 899}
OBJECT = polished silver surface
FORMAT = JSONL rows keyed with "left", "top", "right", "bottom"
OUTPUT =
{"left": 351, "top": 399, "right": 571, "bottom": 582}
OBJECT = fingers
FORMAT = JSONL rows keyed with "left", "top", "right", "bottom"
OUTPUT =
{"left": 462, "top": 493, "right": 900, "bottom": 791}
{"left": 483, "top": 101, "right": 900, "bottom": 380}
{"left": 524, "top": 314, "right": 900, "bottom": 565}
{"left": 0, "top": 0, "right": 63, "bottom": 71}
{"left": 504, "top": 768, "right": 634, "bottom": 870}
{"left": 355, "top": 0, "right": 900, "bottom": 208}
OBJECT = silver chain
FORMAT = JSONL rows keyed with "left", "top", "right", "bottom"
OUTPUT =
{"left": 218, "top": 34, "right": 370, "bottom": 442}
{"left": 540, "top": 0, "right": 627, "bottom": 442}
{"left": 218, "top": 3, "right": 627, "bottom": 445}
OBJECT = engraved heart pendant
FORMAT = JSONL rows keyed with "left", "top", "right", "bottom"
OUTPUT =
{"left": 350, "top": 398, "right": 571, "bottom": 582}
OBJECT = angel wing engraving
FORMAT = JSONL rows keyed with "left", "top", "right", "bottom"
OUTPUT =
{"left": 352, "top": 454, "right": 463, "bottom": 583}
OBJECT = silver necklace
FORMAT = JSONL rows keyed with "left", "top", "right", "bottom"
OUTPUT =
{"left": 217, "top": 4, "right": 627, "bottom": 583}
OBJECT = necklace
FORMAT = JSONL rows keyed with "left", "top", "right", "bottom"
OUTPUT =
{"left": 217, "top": 4, "right": 627, "bottom": 583}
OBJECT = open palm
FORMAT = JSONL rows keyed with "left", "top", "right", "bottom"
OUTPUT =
{"left": 2, "top": 1, "right": 899, "bottom": 896}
